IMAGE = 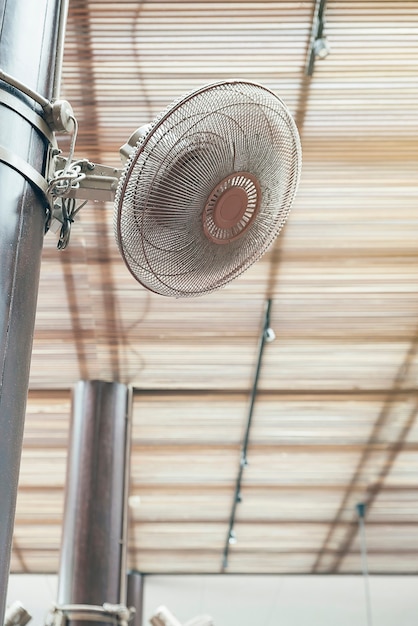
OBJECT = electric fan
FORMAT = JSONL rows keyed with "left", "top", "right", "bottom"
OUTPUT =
{"left": 114, "top": 80, "right": 301, "bottom": 297}
{"left": 0, "top": 73, "right": 301, "bottom": 298}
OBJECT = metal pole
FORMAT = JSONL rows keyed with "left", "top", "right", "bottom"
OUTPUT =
{"left": 0, "top": 0, "right": 63, "bottom": 619}
{"left": 127, "top": 572, "right": 144, "bottom": 626}
{"left": 57, "top": 381, "right": 131, "bottom": 626}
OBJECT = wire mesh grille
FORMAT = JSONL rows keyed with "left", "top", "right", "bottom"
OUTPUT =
{"left": 114, "top": 81, "right": 301, "bottom": 298}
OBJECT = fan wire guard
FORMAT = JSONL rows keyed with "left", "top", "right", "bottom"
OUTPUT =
{"left": 114, "top": 80, "right": 301, "bottom": 298}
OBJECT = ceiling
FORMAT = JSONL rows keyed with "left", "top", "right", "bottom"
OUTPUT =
{"left": 11, "top": 0, "right": 418, "bottom": 575}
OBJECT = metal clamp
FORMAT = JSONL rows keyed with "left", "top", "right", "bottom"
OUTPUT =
{"left": 46, "top": 603, "right": 136, "bottom": 626}
{"left": 0, "top": 89, "right": 56, "bottom": 145}
{"left": 1, "top": 67, "right": 123, "bottom": 252}
{"left": 0, "top": 144, "right": 49, "bottom": 198}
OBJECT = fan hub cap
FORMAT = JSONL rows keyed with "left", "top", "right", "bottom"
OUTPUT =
{"left": 203, "top": 172, "right": 260, "bottom": 244}
{"left": 213, "top": 187, "right": 248, "bottom": 228}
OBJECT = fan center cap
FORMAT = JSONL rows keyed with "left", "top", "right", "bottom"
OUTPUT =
{"left": 203, "top": 171, "right": 261, "bottom": 244}
{"left": 214, "top": 187, "right": 248, "bottom": 229}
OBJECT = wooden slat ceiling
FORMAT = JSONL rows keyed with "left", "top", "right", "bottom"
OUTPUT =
{"left": 11, "top": 0, "right": 418, "bottom": 575}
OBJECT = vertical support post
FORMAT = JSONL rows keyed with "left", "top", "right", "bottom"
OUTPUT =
{"left": 0, "top": 0, "right": 63, "bottom": 620}
{"left": 127, "top": 572, "right": 144, "bottom": 626}
{"left": 58, "top": 381, "right": 131, "bottom": 625}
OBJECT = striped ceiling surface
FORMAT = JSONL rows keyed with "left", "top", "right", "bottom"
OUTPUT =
{"left": 11, "top": 0, "right": 418, "bottom": 575}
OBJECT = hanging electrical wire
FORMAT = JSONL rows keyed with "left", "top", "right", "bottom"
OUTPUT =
{"left": 46, "top": 116, "right": 89, "bottom": 249}
{"left": 222, "top": 299, "right": 274, "bottom": 570}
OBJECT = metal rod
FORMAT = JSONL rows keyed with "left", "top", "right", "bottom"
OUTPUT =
{"left": 222, "top": 299, "right": 272, "bottom": 570}
{"left": 0, "top": 1, "right": 63, "bottom": 621}
{"left": 52, "top": 0, "right": 70, "bottom": 100}
{"left": 57, "top": 381, "right": 131, "bottom": 626}
{"left": 306, "top": 0, "right": 328, "bottom": 76}
{"left": 127, "top": 572, "right": 144, "bottom": 626}
{"left": 357, "top": 503, "right": 374, "bottom": 626}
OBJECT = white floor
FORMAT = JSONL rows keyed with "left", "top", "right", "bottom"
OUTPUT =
{"left": 7, "top": 574, "right": 418, "bottom": 626}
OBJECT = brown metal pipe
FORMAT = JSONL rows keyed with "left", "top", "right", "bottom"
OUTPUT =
{"left": 0, "top": 0, "right": 63, "bottom": 620}
{"left": 57, "top": 381, "right": 131, "bottom": 626}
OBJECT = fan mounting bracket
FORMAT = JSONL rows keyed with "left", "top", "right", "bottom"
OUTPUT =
{"left": 49, "top": 155, "right": 122, "bottom": 202}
